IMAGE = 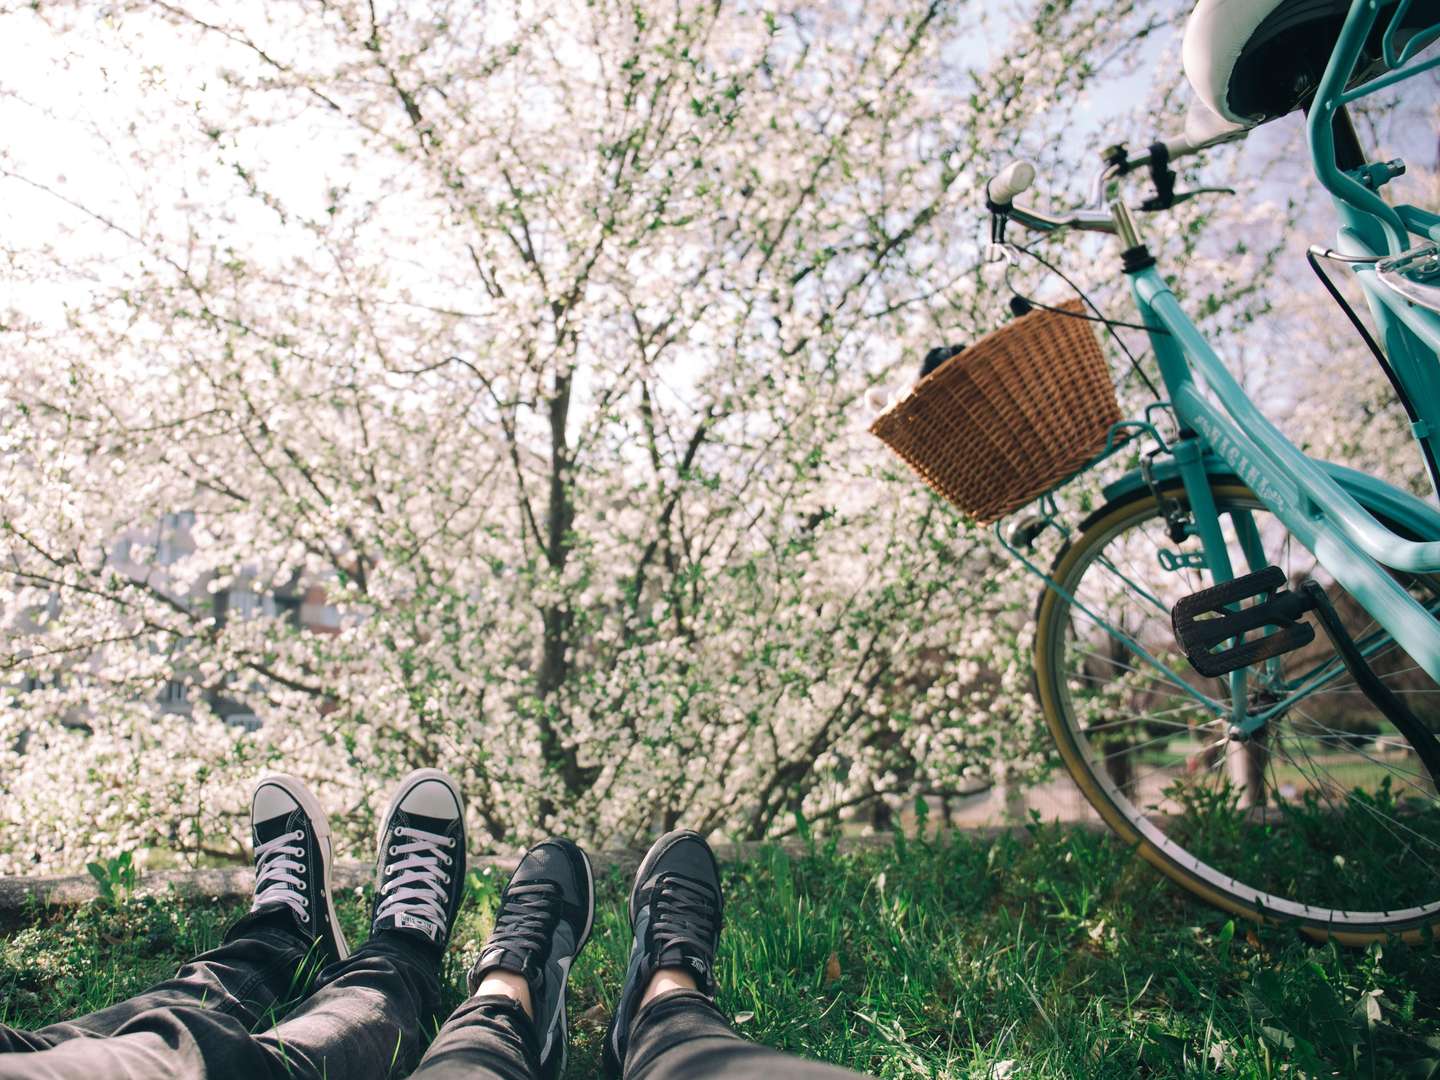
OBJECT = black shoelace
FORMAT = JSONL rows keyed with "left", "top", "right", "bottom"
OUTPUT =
{"left": 649, "top": 873, "right": 719, "bottom": 970}
{"left": 490, "top": 881, "right": 563, "bottom": 958}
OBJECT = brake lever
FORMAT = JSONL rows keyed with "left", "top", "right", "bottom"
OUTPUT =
{"left": 985, "top": 200, "right": 1021, "bottom": 265}
{"left": 984, "top": 240, "right": 1020, "bottom": 265}
{"left": 1139, "top": 186, "right": 1236, "bottom": 211}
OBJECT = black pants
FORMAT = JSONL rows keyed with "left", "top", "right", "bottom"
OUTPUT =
{"left": 0, "top": 905, "right": 441, "bottom": 1079}
{"left": 412, "top": 989, "right": 871, "bottom": 1080}
{"left": 0, "top": 910, "right": 869, "bottom": 1079}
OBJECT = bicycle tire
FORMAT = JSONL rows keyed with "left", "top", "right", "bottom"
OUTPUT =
{"left": 1034, "top": 478, "right": 1440, "bottom": 943}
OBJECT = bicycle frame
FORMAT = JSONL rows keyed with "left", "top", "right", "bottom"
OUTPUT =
{"left": 1129, "top": 0, "right": 1440, "bottom": 718}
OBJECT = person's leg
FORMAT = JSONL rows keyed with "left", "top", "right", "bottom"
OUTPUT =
{"left": 0, "top": 768, "right": 468, "bottom": 1080}
{"left": 0, "top": 774, "right": 347, "bottom": 1056}
{"left": 410, "top": 837, "right": 594, "bottom": 1080}
{"left": 622, "top": 988, "right": 871, "bottom": 1080}
{"left": 606, "top": 831, "right": 873, "bottom": 1080}
{"left": 242, "top": 924, "right": 444, "bottom": 1078}
{"left": 407, "top": 993, "right": 540, "bottom": 1080}
{"left": 247, "top": 768, "right": 469, "bottom": 1078}
{"left": 0, "top": 906, "right": 317, "bottom": 1054}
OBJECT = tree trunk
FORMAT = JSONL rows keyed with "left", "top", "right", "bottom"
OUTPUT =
{"left": 536, "top": 365, "right": 597, "bottom": 808}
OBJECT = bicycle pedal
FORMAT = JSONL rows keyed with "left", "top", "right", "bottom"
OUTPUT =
{"left": 1171, "top": 566, "right": 1317, "bottom": 678}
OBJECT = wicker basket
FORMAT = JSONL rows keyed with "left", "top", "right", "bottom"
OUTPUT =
{"left": 870, "top": 300, "right": 1123, "bottom": 524}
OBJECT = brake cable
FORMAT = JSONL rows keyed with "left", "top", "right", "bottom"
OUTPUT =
{"left": 1003, "top": 244, "right": 1164, "bottom": 401}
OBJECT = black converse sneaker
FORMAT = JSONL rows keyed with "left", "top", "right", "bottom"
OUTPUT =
{"left": 371, "top": 769, "right": 467, "bottom": 949}
{"left": 250, "top": 774, "right": 349, "bottom": 961}
{"left": 604, "top": 830, "right": 723, "bottom": 1078}
{"left": 468, "top": 838, "right": 594, "bottom": 1080}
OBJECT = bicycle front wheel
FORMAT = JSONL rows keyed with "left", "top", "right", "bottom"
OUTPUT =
{"left": 1035, "top": 479, "right": 1440, "bottom": 942}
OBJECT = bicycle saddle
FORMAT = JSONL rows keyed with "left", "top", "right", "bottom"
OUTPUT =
{"left": 1183, "top": 0, "right": 1440, "bottom": 125}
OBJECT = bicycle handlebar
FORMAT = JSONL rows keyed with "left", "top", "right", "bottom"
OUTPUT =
{"left": 1000, "top": 198, "right": 1119, "bottom": 237}
{"left": 985, "top": 160, "right": 1036, "bottom": 206}
{"left": 987, "top": 114, "right": 1249, "bottom": 239}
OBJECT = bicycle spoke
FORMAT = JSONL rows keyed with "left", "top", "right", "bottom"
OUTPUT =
{"left": 1323, "top": 662, "right": 1426, "bottom": 694}
{"left": 1281, "top": 713, "right": 1434, "bottom": 790}
{"left": 1268, "top": 728, "right": 1440, "bottom": 868}
{"left": 1080, "top": 707, "right": 1206, "bottom": 735}
{"left": 1044, "top": 485, "right": 1440, "bottom": 924}
{"left": 1067, "top": 644, "right": 1213, "bottom": 701}
{"left": 1088, "top": 726, "right": 1224, "bottom": 765}
{"left": 1094, "top": 554, "right": 1171, "bottom": 616}
{"left": 1278, "top": 720, "right": 1440, "bottom": 873}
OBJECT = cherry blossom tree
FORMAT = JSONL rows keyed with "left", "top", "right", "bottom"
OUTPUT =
{"left": 0, "top": 0, "right": 1418, "bottom": 872}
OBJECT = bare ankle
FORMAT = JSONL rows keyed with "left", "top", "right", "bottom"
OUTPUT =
{"left": 475, "top": 969, "right": 533, "bottom": 1020}
{"left": 640, "top": 966, "right": 699, "bottom": 1009}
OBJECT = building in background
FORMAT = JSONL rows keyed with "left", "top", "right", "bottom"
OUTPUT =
{"left": 8, "top": 509, "right": 341, "bottom": 731}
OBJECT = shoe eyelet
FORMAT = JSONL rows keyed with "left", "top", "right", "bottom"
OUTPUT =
{"left": 300, "top": 911, "right": 310, "bottom": 923}
{"left": 300, "top": 896, "right": 309, "bottom": 907}
{"left": 297, "top": 881, "right": 307, "bottom": 891}
{"left": 389, "top": 845, "right": 397, "bottom": 855}
{"left": 446, "top": 837, "right": 456, "bottom": 848}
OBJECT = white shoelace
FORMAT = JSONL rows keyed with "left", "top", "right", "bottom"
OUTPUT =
{"left": 375, "top": 825, "right": 455, "bottom": 937}
{"left": 253, "top": 829, "right": 310, "bottom": 923}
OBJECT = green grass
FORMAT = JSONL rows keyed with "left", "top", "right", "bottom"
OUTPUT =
{"left": 4, "top": 823, "right": 1439, "bottom": 1077}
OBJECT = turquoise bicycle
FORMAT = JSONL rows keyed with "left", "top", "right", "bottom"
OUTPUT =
{"left": 983, "top": 0, "right": 1440, "bottom": 942}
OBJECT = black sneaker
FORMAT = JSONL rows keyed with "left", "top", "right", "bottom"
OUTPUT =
{"left": 604, "top": 830, "right": 723, "bottom": 1078}
{"left": 371, "top": 769, "right": 467, "bottom": 949}
{"left": 250, "top": 774, "right": 349, "bottom": 961}
{"left": 468, "top": 838, "right": 595, "bottom": 1080}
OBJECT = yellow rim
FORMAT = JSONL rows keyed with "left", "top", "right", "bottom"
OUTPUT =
{"left": 1033, "top": 483, "right": 1440, "bottom": 945}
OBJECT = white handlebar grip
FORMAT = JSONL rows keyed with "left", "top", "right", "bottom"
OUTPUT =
{"left": 986, "top": 160, "right": 1036, "bottom": 205}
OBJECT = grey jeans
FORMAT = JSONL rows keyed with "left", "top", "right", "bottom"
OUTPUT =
{"left": 1, "top": 909, "right": 870, "bottom": 1079}
{"left": 411, "top": 989, "right": 873, "bottom": 1080}
{"left": 0, "top": 905, "right": 442, "bottom": 1079}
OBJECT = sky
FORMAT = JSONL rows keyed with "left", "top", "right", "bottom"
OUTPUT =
{"left": 2, "top": 2, "right": 1435, "bottom": 394}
